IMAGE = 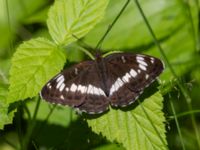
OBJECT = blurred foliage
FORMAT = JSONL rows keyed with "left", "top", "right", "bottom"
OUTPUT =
{"left": 0, "top": 0, "right": 200, "bottom": 149}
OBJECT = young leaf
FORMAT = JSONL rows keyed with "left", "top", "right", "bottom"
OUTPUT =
{"left": 8, "top": 38, "right": 66, "bottom": 103}
{"left": 47, "top": 0, "right": 109, "bottom": 45}
{"left": 87, "top": 92, "right": 167, "bottom": 150}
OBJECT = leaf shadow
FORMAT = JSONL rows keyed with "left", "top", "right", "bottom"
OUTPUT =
{"left": 32, "top": 118, "right": 108, "bottom": 150}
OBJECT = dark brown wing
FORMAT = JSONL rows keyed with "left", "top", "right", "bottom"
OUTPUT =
{"left": 40, "top": 61, "right": 109, "bottom": 114}
{"left": 104, "top": 53, "right": 164, "bottom": 107}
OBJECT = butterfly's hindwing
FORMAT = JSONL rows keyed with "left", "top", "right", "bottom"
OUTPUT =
{"left": 105, "top": 53, "right": 164, "bottom": 107}
{"left": 41, "top": 61, "right": 109, "bottom": 114}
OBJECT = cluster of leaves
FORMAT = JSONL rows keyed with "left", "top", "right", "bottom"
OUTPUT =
{"left": 0, "top": 0, "right": 200, "bottom": 150}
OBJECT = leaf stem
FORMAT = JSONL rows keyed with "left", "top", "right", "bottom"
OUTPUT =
{"left": 17, "top": 102, "right": 23, "bottom": 149}
{"left": 133, "top": 0, "right": 200, "bottom": 148}
{"left": 34, "top": 104, "right": 56, "bottom": 138}
{"left": 95, "top": 0, "right": 130, "bottom": 50}
{"left": 23, "top": 102, "right": 31, "bottom": 122}
{"left": 79, "top": 46, "right": 95, "bottom": 60}
{"left": 43, "top": 105, "right": 56, "bottom": 124}
{"left": 71, "top": 34, "right": 95, "bottom": 59}
{"left": 52, "top": 108, "right": 74, "bottom": 150}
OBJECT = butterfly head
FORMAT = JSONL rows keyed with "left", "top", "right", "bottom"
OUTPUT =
{"left": 94, "top": 50, "right": 103, "bottom": 62}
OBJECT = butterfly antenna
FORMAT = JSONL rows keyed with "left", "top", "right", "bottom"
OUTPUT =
{"left": 95, "top": 0, "right": 130, "bottom": 50}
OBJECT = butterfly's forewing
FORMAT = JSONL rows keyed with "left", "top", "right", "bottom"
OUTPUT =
{"left": 105, "top": 53, "right": 164, "bottom": 107}
{"left": 41, "top": 61, "right": 109, "bottom": 114}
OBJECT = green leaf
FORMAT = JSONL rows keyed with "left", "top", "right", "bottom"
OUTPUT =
{"left": 47, "top": 0, "right": 109, "bottom": 45}
{"left": 87, "top": 92, "right": 167, "bottom": 150}
{"left": 8, "top": 38, "right": 66, "bottom": 103}
{"left": 0, "top": 84, "right": 15, "bottom": 130}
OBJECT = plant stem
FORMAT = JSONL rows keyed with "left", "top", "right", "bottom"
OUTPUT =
{"left": 95, "top": 0, "right": 130, "bottom": 50}
{"left": 168, "top": 110, "right": 200, "bottom": 121}
{"left": 169, "top": 98, "right": 185, "bottom": 150}
{"left": 22, "top": 97, "right": 41, "bottom": 150}
{"left": 3, "top": 0, "right": 13, "bottom": 57}
{"left": 34, "top": 105, "right": 56, "bottom": 138}
{"left": 184, "top": 0, "right": 200, "bottom": 52}
{"left": 133, "top": 0, "right": 200, "bottom": 148}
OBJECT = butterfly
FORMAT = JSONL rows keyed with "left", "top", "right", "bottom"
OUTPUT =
{"left": 40, "top": 52, "right": 164, "bottom": 114}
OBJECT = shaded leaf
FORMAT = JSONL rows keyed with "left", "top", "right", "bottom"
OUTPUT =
{"left": 87, "top": 92, "right": 167, "bottom": 150}
{"left": 32, "top": 118, "right": 107, "bottom": 150}
{"left": 8, "top": 38, "right": 66, "bottom": 103}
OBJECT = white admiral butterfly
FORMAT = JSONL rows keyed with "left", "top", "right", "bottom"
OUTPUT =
{"left": 40, "top": 52, "right": 164, "bottom": 114}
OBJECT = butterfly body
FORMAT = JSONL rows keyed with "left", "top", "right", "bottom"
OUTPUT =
{"left": 94, "top": 54, "right": 110, "bottom": 97}
{"left": 40, "top": 53, "right": 164, "bottom": 114}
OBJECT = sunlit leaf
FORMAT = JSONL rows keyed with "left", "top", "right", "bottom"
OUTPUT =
{"left": 47, "top": 0, "right": 109, "bottom": 45}
{"left": 8, "top": 38, "right": 66, "bottom": 103}
{"left": 87, "top": 92, "right": 167, "bottom": 150}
